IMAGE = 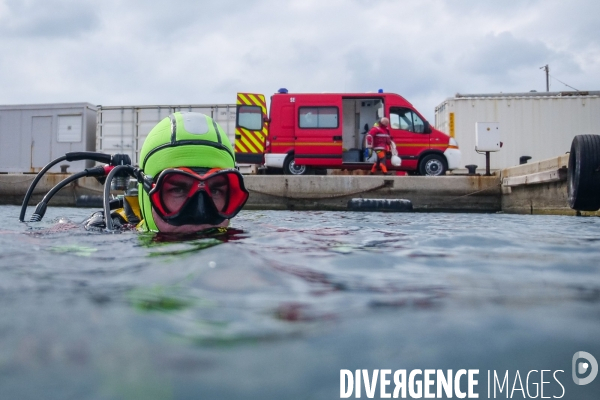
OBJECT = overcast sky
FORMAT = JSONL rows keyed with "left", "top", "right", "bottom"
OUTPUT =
{"left": 1, "top": 0, "right": 599, "bottom": 121}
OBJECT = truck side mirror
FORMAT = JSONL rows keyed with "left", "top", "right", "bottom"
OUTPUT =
{"left": 424, "top": 121, "right": 432, "bottom": 133}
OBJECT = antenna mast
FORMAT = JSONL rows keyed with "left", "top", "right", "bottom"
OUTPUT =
{"left": 540, "top": 65, "right": 549, "bottom": 92}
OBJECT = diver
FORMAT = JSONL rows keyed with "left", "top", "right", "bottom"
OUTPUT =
{"left": 85, "top": 111, "right": 249, "bottom": 233}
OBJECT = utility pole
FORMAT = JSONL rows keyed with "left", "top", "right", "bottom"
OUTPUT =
{"left": 540, "top": 64, "right": 549, "bottom": 92}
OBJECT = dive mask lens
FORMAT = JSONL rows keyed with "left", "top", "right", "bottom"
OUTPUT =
{"left": 148, "top": 168, "right": 249, "bottom": 221}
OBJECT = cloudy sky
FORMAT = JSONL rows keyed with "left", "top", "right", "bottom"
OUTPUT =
{"left": 1, "top": 0, "right": 599, "bottom": 121}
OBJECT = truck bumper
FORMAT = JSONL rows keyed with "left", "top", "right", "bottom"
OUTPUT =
{"left": 444, "top": 148, "right": 461, "bottom": 170}
{"left": 265, "top": 153, "right": 287, "bottom": 169}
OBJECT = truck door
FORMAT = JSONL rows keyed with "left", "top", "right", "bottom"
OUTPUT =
{"left": 235, "top": 93, "right": 267, "bottom": 164}
{"left": 294, "top": 95, "right": 343, "bottom": 167}
{"left": 388, "top": 107, "right": 431, "bottom": 170}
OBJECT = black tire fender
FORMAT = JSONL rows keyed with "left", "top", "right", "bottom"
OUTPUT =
{"left": 347, "top": 198, "right": 413, "bottom": 212}
{"left": 568, "top": 134, "right": 600, "bottom": 211}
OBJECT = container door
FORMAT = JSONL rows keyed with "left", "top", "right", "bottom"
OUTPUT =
{"left": 294, "top": 95, "right": 343, "bottom": 166}
{"left": 388, "top": 107, "right": 431, "bottom": 170}
{"left": 235, "top": 93, "right": 267, "bottom": 164}
{"left": 31, "top": 116, "right": 53, "bottom": 172}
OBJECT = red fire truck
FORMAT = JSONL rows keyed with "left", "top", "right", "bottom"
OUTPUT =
{"left": 234, "top": 89, "right": 460, "bottom": 175}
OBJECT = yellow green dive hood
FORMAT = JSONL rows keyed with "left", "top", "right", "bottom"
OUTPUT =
{"left": 138, "top": 112, "right": 235, "bottom": 231}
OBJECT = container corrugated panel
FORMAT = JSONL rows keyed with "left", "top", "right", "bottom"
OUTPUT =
{"left": 135, "top": 106, "right": 174, "bottom": 162}
{"left": 0, "top": 103, "right": 96, "bottom": 173}
{"left": 434, "top": 92, "right": 600, "bottom": 170}
{"left": 97, "top": 104, "right": 237, "bottom": 166}
{"left": 214, "top": 105, "right": 237, "bottom": 145}
{"left": 96, "top": 107, "right": 136, "bottom": 165}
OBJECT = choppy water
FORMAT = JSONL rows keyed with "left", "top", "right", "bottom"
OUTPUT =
{"left": 0, "top": 205, "right": 599, "bottom": 399}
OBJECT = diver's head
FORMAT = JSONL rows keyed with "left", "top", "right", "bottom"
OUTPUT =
{"left": 139, "top": 112, "right": 248, "bottom": 233}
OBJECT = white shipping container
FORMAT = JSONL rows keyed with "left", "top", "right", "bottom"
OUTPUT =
{"left": 434, "top": 91, "right": 600, "bottom": 170}
{"left": 0, "top": 103, "right": 97, "bottom": 173}
{"left": 96, "top": 104, "right": 237, "bottom": 166}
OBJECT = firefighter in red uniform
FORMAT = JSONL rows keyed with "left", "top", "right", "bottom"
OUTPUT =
{"left": 366, "top": 117, "right": 392, "bottom": 174}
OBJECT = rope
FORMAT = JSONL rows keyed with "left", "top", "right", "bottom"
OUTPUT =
{"left": 0, "top": 177, "right": 36, "bottom": 184}
{"left": 248, "top": 180, "right": 501, "bottom": 204}
{"left": 420, "top": 183, "right": 502, "bottom": 208}
{"left": 74, "top": 184, "right": 105, "bottom": 194}
{"left": 248, "top": 181, "right": 390, "bottom": 200}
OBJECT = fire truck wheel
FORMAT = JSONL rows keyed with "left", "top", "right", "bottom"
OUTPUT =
{"left": 283, "top": 155, "right": 309, "bottom": 175}
{"left": 568, "top": 134, "right": 600, "bottom": 211}
{"left": 419, "top": 154, "right": 447, "bottom": 176}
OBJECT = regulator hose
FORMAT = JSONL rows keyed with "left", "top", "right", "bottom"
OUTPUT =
{"left": 19, "top": 152, "right": 114, "bottom": 222}
{"left": 20, "top": 152, "right": 130, "bottom": 222}
{"left": 27, "top": 166, "right": 122, "bottom": 222}
{"left": 103, "top": 165, "right": 136, "bottom": 232}
{"left": 28, "top": 171, "right": 88, "bottom": 222}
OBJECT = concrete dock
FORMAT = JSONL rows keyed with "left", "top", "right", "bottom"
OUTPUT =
{"left": 1, "top": 154, "right": 598, "bottom": 216}
{"left": 500, "top": 153, "right": 599, "bottom": 216}
{"left": 0, "top": 174, "right": 106, "bottom": 207}
{"left": 501, "top": 154, "right": 572, "bottom": 215}
{"left": 242, "top": 175, "right": 500, "bottom": 212}
{"left": 0, "top": 173, "right": 501, "bottom": 212}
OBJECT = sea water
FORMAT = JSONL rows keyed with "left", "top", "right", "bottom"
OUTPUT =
{"left": 0, "top": 205, "right": 599, "bottom": 399}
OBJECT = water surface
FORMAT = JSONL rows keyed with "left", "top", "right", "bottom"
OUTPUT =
{"left": 0, "top": 205, "right": 599, "bottom": 399}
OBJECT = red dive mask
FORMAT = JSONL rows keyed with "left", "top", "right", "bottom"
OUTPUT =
{"left": 146, "top": 167, "right": 249, "bottom": 226}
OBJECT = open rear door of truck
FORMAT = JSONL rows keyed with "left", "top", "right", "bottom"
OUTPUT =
{"left": 235, "top": 93, "right": 267, "bottom": 164}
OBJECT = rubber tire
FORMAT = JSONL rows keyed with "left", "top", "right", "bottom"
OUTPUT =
{"left": 283, "top": 155, "right": 309, "bottom": 175}
{"left": 419, "top": 154, "right": 447, "bottom": 176}
{"left": 568, "top": 134, "right": 600, "bottom": 211}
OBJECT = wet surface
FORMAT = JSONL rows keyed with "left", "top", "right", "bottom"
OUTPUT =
{"left": 0, "top": 205, "right": 599, "bottom": 399}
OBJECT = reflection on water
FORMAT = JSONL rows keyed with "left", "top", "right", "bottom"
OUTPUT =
{"left": 0, "top": 205, "right": 599, "bottom": 399}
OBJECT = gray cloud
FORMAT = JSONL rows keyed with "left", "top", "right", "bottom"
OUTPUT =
{"left": 0, "top": 0, "right": 598, "bottom": 121}
{"left": 460, "top": 32, "right": 555, "bottom": 76}
{"left": 0, "top": 0, "right": 99, "bottom": 37}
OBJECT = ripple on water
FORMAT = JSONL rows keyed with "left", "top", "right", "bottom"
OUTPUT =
{"left": 0, "top": 206, "right": 599, "bottom": 399}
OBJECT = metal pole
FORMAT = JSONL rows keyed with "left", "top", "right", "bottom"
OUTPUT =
{"left": 485, "top": 152, "right": 491, "bottom": 176}
{"left": 540, "top": 65, "right": 549, "bottom": 92}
